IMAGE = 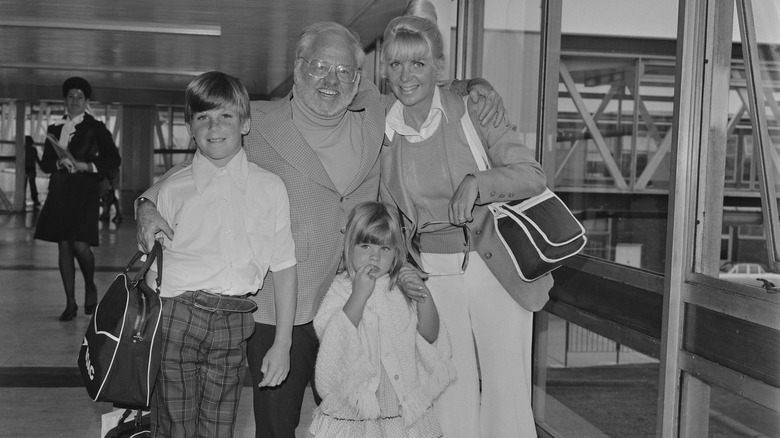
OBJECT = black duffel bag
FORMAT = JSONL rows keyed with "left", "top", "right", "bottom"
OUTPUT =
{"left": 105, "top": 409, "right": 151, "bottom": 438}
{"left": 78, "top": 241, "right": 163, "bottom": 408}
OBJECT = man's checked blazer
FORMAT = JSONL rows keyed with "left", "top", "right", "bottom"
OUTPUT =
{"left": 246, "top": 81, "right": 387, "bottom": 325}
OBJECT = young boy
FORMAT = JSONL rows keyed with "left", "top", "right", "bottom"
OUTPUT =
{"left": 146, "top": 71, "right": 298, "bottom": 438}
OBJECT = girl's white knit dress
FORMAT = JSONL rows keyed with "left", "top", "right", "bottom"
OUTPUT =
{"left": 310, "top": 273, "right": 456, "bottom": 438}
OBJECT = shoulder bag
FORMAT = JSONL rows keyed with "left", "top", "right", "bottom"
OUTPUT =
{"left": 460, "top": 98, "right": 587, "bottom": 282}
{"left": 78, "top": 242, "right": 163, "bottom": 408}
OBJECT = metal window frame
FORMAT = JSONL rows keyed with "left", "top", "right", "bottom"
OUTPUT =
{"left": 735, "top": 0, "right": 780, "bottom": 270}
{"left": 452, "top": 1, "right": 779, "bottom": 437}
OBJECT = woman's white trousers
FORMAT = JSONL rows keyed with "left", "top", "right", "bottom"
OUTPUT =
{"left": 422, "top": 252, "right": 536, "bottom": 438}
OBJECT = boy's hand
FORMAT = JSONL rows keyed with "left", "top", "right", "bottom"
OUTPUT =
{"left": 398, "top": 265, "right": 428, "bottom": 303}
{"left": 258, "top": 343, "right": 290, "bottom": 388}
{"left": 136, "top": 200, "right": 174, "bottom": 252}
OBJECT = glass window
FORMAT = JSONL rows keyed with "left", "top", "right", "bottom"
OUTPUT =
{"left": 550, "top": 2, "right": 676, "bottom": 273}
{"left": 535, "top": 1, "right": 674, "bottom": 436}
{"left": 726, "top": 134, "right": 738, "bottom": 183}
{"left": 478, "top": 0, "right": 543, "bottom": 144}
{"left": 719, "top": 2, "right": 780, "bottom": 285}
{"left": 540, "top": 315, "right": 659, "bottom": 436}
{"left": 152, "top": 106, "right": 192, "bottom": 179}
{"left": 704, "top": 383, "right": 780, "bottom": 437}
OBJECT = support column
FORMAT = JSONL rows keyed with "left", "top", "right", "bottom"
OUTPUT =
{"left": 119, "top": 104, "right": 155, "bottom": 198}
{"left": 13, "top": 100, "right": 26, "bottom": 212}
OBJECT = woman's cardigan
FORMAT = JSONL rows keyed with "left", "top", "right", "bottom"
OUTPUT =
{"left": 379, "top": 87, "right": 553, "bottom": 311}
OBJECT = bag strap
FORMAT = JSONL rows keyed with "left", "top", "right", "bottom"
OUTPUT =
{"left": 132, "top": 409, "right": 146, "bottom": 427}
{"left": 396, "top": 204, "right": 422, "bottom": 271}
{"left": 460, "top": 96, "right": 491, "bottom": 171}
{"left": 460, "top": 96, "right": 507, "bottom": 216}
{"left": 123, "top": 248, "right": 147, "bottom": 272}
{"left": 126, "top": 241, "right": 163, "bottom": 291}
{"left": 119, "top": 409, "right": 133, "bottom": 424}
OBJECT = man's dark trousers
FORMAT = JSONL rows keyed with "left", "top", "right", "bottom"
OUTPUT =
{"left": 247, "top": 322, "right": 320, "bottom": 438}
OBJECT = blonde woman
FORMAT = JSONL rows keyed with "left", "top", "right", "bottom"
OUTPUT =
{"left": 378, "top": 2, "right": 553, "bottom": 436}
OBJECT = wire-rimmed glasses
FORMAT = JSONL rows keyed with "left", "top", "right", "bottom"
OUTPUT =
{"left": 297, "top": 57, "right": 359, "bottom": 83}
{"left": 418, "top": 220, "right": 470, "bottom": 277}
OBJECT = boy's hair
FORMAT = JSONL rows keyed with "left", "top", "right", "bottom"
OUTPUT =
{"left": 343, "top": 202, "right": 407, "bottom": 283}
{"left": 184, "top": 71, "right": 250, "bottom": 124}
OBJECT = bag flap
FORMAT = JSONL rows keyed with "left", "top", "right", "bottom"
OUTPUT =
{"left": 495, "top": 190, "right": 586, "bottom": 247}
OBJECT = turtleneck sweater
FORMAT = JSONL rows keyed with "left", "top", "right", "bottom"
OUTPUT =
{"left": 291, "top": 96, "right": 362, "bottom": 194}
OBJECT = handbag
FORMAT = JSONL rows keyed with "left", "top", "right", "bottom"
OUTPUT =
{"left": 78, "top": 242, "right": 163, "bottom": 408}
{"left": 460, "top": 97, "right": 587, "bottom": 282}
{"left": 105, "top": 409, "right": 150, "bottom": 438}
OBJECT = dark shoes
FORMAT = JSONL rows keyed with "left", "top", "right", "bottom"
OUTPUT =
{"left": 100, "top": 212, "right": 123, "bottom": 224}
{"left": 59, "top": 305, "right": 78, "bottom": 321}
{"left": 60, "top": 284, "right": 97, "bottom": 320}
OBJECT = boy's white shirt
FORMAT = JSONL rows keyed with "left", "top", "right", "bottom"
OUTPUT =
{"left": 151, "top": 147, "right": 296, "bottom": 298}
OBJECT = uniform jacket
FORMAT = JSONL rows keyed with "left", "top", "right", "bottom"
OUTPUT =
{"left": 39, "top": 113, "right": 121, "bottom": 175}
{"left": 379, "top": 87, "right": 553, "bottom": 311}
{"left": 35, "top": 113, "right": 121, "bottom": 245}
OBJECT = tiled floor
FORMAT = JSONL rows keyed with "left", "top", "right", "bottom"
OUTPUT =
{"left": 0, "top": 201, "right": 315, "bottom": 438}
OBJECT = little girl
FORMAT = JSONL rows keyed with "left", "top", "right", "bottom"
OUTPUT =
{"left": 310, "top": 201, "right": 456, "bottom": 438}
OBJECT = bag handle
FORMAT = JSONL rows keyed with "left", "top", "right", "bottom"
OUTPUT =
{"left": 125, "top": 241, "right": 163, "bottom": 291}
{"left": 460, "top": 96, "right": 491, "bottom": 171}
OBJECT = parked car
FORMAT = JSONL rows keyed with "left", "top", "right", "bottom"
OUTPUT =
{"left": 718, "top": 262, "right": 780, "bottom": 289}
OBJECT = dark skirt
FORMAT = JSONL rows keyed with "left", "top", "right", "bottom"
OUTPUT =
{"left": 34, "top": 170, "right": 101, "bottom": 246}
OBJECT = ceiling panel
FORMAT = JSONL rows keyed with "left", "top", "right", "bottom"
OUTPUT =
{"left": 0, "top": 0, "right": 406, "bottom": 105}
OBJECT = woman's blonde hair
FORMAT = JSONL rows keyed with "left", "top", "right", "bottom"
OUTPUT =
{"left": 380, "top": 1, "right": 444, "bottom": 78}
{"left": 342, "top": 202, "right": 407, "bottom": 283}
{"left": 403, "top": 0, "right": 438, "bottom": 22}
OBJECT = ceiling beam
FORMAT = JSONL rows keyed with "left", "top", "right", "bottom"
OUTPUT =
{"left": 0, "top": 19, "right": 220, "bottom": 36}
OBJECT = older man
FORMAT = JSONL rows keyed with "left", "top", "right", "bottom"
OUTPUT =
{"left": 137, "top": 22, "right": 503, "bottom": 437}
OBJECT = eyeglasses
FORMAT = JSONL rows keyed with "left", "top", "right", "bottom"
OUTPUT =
{"left": 298, "top": 57, "right": 359, "bottom": 83}
{"left": 418, "top": 221, "right": 470, "bottom": 277}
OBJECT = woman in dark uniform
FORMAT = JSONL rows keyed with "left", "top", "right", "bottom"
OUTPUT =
{"left": 35, "top": 77, "right": 121, "bottom": 321}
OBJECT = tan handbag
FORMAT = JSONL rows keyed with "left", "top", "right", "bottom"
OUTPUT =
{"left": 460, "top": 98, "right": 587, "bottom": 282}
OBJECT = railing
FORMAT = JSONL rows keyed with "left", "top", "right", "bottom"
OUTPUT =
{"left": 564, "top": 321, "right": 637, "bottom": 367}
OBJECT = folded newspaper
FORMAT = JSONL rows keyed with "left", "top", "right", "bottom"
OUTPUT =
{"left": 45, "top": 133, "right": 75, "bottom": 162}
